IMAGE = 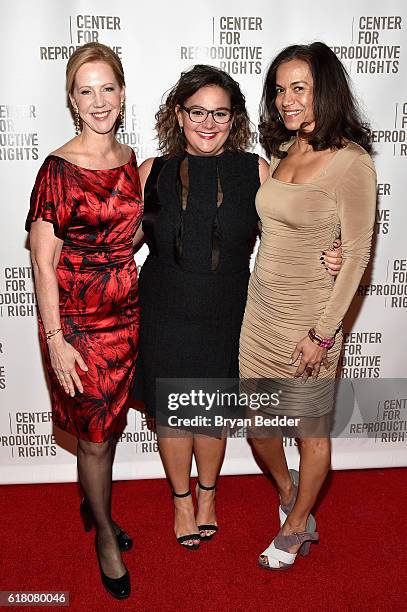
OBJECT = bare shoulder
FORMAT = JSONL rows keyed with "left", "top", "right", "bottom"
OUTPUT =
{"left": 138, "top": 157, "right": 156, "bottom": 189}
{"left": 258, "top": 156, "right": 270, "bottom": 184}
{"left": 120, "top": 143, "right": 133, "bottom": 161}
{"left": 49, "top": 137, "right": 81, "bottom": 163}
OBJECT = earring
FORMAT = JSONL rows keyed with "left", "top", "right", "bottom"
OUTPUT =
{"left": 179, "top": 125, "right": 184, "bottom": 135}
{"left": 120, "top": 99, "right": 125, "bottom": 132}
{"left": 74, "top": 108, "right": 81, "bottom": 135}
{"left": 277, "top": 112, "right": 283, "bottom": 124}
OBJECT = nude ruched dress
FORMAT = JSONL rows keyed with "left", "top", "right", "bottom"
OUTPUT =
{"left": 239, "top": 141, "right": 376, "bottom": 417}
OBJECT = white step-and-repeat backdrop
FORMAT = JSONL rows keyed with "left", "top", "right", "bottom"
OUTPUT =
{"left": 0, "top": 0, "right": 406, "bottom": 484}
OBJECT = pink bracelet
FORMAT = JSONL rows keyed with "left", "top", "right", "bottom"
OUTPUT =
{"left": 308, "top": 328, "right": 335, "bottom": 350}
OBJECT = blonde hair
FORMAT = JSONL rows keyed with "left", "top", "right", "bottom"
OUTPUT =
{"left": 66, "top": 42, "right": 125, "bottom": 98}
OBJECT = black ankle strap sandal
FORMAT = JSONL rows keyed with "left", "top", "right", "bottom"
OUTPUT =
{"left": 196, "top": 481, "right": 219, "bottom": 541}
{"left": 172, "top": 490, "right": 201, "bottom": 550}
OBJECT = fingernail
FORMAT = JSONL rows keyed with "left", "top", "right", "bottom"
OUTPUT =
{"left": 325, "top": 267, "right": 328, "bottom": 270}
{"left": 320, "top": 256, "right": 324, "bottom": 260}
{"left": 322, "top": 251, "right": 326, "bottom": 255}
{"left": 321, "top": 261, "right": 325, "bottom": 265}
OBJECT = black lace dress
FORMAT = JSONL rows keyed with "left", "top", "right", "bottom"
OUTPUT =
{"left": 135, "top": 151, "right": 260, "bottom": 416}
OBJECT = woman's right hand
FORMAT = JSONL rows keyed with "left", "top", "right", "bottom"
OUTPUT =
{"left": 47, "top": 334, "right": 88, "bottom": 396}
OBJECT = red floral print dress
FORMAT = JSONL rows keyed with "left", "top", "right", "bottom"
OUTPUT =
{"left": 26, "top": 151, "right": 142, "bottom": 442}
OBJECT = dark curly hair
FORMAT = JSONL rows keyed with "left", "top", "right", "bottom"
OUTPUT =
{"left": 259, "top": 42, "right": 372, "bottom": 158}
{"left": 155, "top": 64, "right": 252, "bottom": 157}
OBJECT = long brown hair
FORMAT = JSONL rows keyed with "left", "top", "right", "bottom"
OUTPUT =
{"left": 156, "top": 64, "right": 252, "bottom": 157}
{"left": 259, "top": 42, "right": 372, "bottom": 158}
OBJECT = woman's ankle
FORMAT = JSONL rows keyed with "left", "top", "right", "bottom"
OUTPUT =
{"left": 281, "top": 514, "right": 309, "bottom": 535}
{"left": 279, "top": 479, "right": 295, "bottom": 507}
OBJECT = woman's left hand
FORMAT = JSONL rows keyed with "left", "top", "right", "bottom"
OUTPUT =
{"left": 323, "top": 239, "right": 342, "bottom": 276}
{"left": 291, "top": 336, "right": 330, "bottom": 381}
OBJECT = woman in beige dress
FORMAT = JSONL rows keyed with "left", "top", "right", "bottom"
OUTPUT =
{"left": 239, "top": 42, "right": 376, "bottom": 569}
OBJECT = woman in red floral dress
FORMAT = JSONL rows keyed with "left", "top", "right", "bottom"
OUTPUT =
{"left": 26, "top": 43, "right": 141, "bottom": 600}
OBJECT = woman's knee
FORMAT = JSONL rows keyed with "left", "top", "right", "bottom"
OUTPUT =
{"left": 299, "top": 436, "right": 331, "bottom": 455}
{"left": 250, "top": 434, "right": 283, "bottom": 452}
{"left": 77, "top": 438, "right": 112, "bottom": 457}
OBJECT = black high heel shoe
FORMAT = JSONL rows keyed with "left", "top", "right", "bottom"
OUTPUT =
{"left": 172, "top": 490, "right": 201, "bottom": 550}
{"left": 196, "top": 481, "right": 219, "bottom": 541}
{"left": 80, "top": 498, "right": 133, "bottom": 552}
{"left": 95, "top": 537, "right": 131, "bottom": 600}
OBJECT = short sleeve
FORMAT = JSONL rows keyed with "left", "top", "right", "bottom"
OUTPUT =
{"left": 25, "top": 156, "right": 71, "bottom": 239}
{"left": 315, "top": 150, "right": 377, "bottom": 338}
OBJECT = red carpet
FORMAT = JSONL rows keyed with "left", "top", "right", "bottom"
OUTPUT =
{"left": 1, "top": 469, "right": 406, "bottom": 611}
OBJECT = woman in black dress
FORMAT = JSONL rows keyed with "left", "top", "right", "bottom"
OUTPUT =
{"left": 133, "top": 65, "right": 340, "bottom": 549}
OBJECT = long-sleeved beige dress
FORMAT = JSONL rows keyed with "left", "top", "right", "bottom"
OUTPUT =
{"left": 239, "top": 141, "right": 376, "bottom": 417}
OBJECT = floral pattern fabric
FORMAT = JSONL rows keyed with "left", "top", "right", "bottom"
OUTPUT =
{"left": 26, "top": 152, "right": 142, "bottom": 442}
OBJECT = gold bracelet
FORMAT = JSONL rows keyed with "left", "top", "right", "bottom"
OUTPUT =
{"left": 308, "top": 334, "right": 323, "bottom": 347}
{"left": 46, "top": 327, "right": 62, "bottom": 340}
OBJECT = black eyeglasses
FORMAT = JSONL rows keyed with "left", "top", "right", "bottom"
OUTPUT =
{"left": 181, "top": 105, "right": 233, "bottom": 124}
